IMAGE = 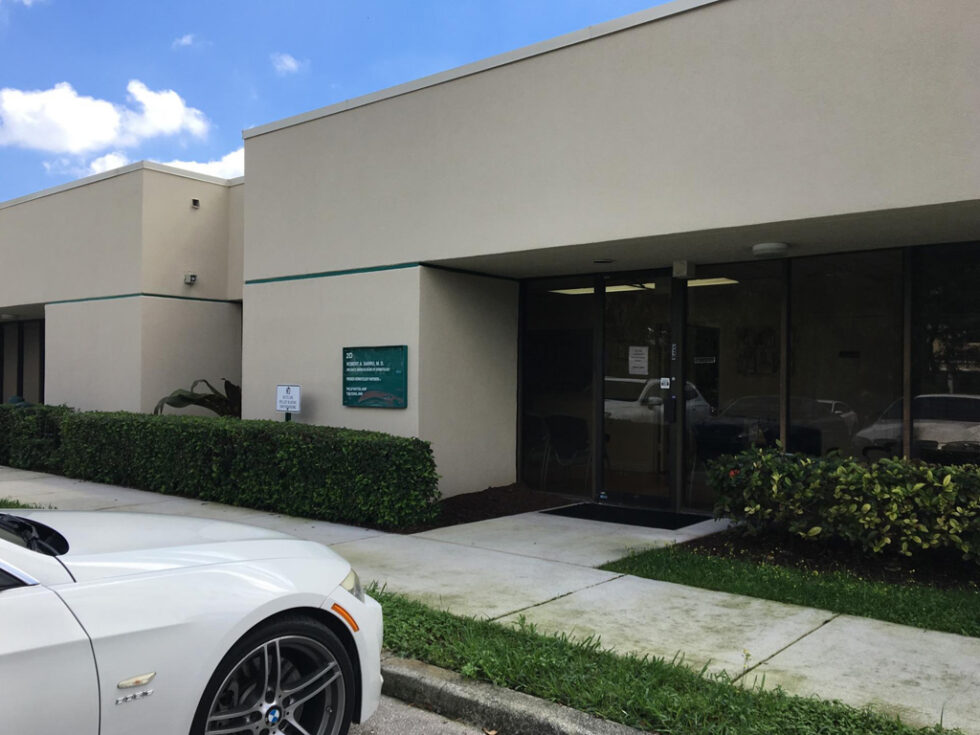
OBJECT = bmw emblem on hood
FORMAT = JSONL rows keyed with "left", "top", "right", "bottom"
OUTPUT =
{"left": 266, "top": 706, "right": 282, "bottom": 726}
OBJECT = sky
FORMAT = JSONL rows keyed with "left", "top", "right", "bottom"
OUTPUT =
{"left": 0, "top": 0, "right": 670, "bottom": 203}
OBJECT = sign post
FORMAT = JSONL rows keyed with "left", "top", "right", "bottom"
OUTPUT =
{"left": 276, "top": 384, "right": 301, "bottom": 422}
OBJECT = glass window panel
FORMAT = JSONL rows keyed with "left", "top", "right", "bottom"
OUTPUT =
{"left": 911, "top": 242, "right": 980, "bottom": 465}
{"left": 602, "top": 274, "right": 672, "bottom": 504}
{"left": 520, "top": 277, "right": 595, "bottom": 495}
{"left": 686, "top": 261, "right": 782, "bottom": 509}
{"left": 791, "top": 250, "right": 903, "bottom": 460}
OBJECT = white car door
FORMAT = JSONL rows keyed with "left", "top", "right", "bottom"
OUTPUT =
{"left": 0, "top": 557, "right": 99, "bottom": 734}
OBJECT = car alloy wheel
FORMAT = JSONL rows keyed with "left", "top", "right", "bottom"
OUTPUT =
{"left": 194, "top": 617, "right": 354, "bottom": 735}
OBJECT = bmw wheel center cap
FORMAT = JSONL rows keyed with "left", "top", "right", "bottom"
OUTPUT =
{"left": 266, "top": 706, "right": 282, "bottom": 726}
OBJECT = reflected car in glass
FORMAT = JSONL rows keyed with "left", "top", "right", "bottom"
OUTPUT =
{"left": 693, "top": 395, "right": 852, "bottom": 460}
{"left": 604, "top": 378, "right": 713, "bottom": 424}
{"left": 853, "top": 394, "right": 980, "bottom": 463}
{"left": 0, "top": 510, "right": 382, "bottom": 735}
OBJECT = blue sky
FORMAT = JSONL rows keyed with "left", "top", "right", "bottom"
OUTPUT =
{"left": 0, "top": 0, "right": 668, "bottom": 203}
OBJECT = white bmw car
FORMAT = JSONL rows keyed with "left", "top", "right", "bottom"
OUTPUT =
{"left": 0, "top": 509, "right": 383, "bottom": 735}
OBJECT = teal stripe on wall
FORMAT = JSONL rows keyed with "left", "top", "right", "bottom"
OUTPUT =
{"left": 245, "top": 262, "right": 420, "bottom": 285}
{"left": 47, "top": 292, "right": 238, "bottom": 305}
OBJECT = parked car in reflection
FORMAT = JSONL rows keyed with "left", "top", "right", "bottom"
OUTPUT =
{"left": 603, "top": 378, "right": 713, "bottom": 424}
{"left": 693, "top": 395, "right": 852, "bottom": 460}
{"left": 816, "top": 399, "right": 859, "bottom": 435}
{"left": 853, "top": 394, "right": 980, "bottom": 463}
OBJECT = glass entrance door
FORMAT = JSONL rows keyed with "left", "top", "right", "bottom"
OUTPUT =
{"left": 602, "top": 275, "right": 675, "bottom": 505}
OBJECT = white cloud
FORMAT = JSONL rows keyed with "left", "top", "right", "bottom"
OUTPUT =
{"left": 0, "top": 80, "right": 209, "bottom": 154}
{"left": 172, "top": 33, "right": 196, "bottom": 49}
{"left": 161, "top": 147, "right": 243, "bottom": 179}
{"left": 271, "top": 52, "right": 307, "bottom": 76}
{"left": 119, "top": 80, "right": 208, "bottom": 144}
{"left": 88, "top": 151, "right": 130, "bottom": 174}
{"left": 0, "top": 83, "right": 120, "bottom": 153}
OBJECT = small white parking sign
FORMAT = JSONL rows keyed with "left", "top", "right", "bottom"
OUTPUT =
{"left": 276, "top": 385, "right": 301, "bottom": 413}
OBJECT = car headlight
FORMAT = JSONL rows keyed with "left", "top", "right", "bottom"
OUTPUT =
{"left": 340, "top": 568, "right": 364, "bottom": 602}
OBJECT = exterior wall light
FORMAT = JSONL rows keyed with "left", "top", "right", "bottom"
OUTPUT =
{"left": 751, "top": 242, "right": 789, "bottom": 258}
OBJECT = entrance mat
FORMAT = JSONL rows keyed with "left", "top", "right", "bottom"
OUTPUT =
{"left": 544, "top": 503, "right": 708, "bottom": 530}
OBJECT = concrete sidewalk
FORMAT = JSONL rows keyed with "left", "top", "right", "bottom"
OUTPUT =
{"left": 2, "top": 466, "right": 977, "bottom": 733}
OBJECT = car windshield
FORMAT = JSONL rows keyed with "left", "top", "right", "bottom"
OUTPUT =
{"left": 721, "top": 396, "right": 830, "bottom": 420}
{"left": 605, "top": 379, "right": 647, "bottom": 402}
{"left": 722, "top": 397, "right": 778, "bottom": 420}
{"left": 915, "top": 396, "right": 980, "bottom": 422}
{"left": 878, "top": 396, "right": 980, "bottom": 423}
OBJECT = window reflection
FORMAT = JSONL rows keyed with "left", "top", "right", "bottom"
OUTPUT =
{"left": 791, "top": 251, "right": 903, "bottom": 459}
{"left": 687, "top": 262, "right": 782, "bottom": 509}
{"left": 521, "top": 278, "right": 595, "bottom": 494}
{"left": 602, "top": 276, "right": 672, "bottom": 503}
{"left": 910, "top": 242, "right": 980, "bottom": 464}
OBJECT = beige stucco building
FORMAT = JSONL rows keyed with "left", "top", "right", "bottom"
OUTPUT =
{"left": 4, "top": 0, "right": 980, "bottom": 505}
{"left": 0, "top": 162, "right": 243, "bottom": 413}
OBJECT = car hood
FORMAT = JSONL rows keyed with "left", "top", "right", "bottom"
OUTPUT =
{"left": 856, "top": 419, "right": 980, "bottom": 447}
{"left": 16, "top": 510, "right": 344, "bottom": 583}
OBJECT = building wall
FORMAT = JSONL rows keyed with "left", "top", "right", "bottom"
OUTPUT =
{"left": 141, "top": 170, "right": 236, "bottom": 301}
{"left": 226, "top": 182, "right": 245, "bottom": 301}
{"left": 0, "top": 171, "right": 143, "bottom": 307}
{"left": 45, "top": 299, "right": 143, "bottom": 412}
{"left": 1, "top": 164, "right": 243, "bottom": 416}
{"left": 419, "top": 268, "right": 519, "bottom": 495}
{"left": 241, "top": 266, "right": 422, "bottom": 437}
{"left": 140, "top": 297, "right": 243, "bottom": 414}
{"left": 241, "top": 266, "right": 519, "bottom": 496}
{"left": 244, "top": 0, "right": 980, "bottom": 281}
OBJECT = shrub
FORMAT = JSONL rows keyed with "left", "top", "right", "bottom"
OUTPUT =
{"left": 58, "top": 412, "right": 440, "bottom": 529}
{"left": 710, "top": 447, "right": 980, "bottom": 563}
{"left": 0, "top": 404, "right": 73, "bottom": 473}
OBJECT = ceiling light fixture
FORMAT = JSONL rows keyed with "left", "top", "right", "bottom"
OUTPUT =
{"left": 687, "top": 277, "right": 739, "bottom": 288}
{"left": 751, "top": 242, "right": 789, "bottom": 258}
{"left": 550, "top": 282, "right": 658, "bottom": 295}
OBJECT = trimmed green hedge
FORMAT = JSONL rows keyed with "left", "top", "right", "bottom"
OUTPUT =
{"left": 710, "top": 448, "right": 980, "bottom": 563}
{"left": 0, "top": 404, "right": 73, "bottom": 473}
{"left": 1, "top": 406, "right": 440, "bottom": 529}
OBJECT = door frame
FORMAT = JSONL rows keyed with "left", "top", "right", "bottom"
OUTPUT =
{"left": 590, "top": 269, "right": 687, "bottom": 510}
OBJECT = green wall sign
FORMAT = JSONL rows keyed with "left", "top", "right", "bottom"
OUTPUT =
{"left": 343, "top": 345, "right": 408, "bottom": 408}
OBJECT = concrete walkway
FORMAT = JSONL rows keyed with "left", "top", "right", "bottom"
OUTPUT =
{"left": 2, "top": 466, "right": 977, "bottom": 733}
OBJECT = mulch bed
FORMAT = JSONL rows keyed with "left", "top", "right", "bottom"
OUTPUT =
{"left": 682, "top": 528, "right": 979, "bottom": 590}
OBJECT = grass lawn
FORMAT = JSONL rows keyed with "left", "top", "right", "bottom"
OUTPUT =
{"left": 601, "top": 538, "right": 980, "bottom": 638}
{"left": 376, "top": 588, "right": 955, "bottom": 735}
{"left": 0, "top": 497, "right": 41, "bottom": 509}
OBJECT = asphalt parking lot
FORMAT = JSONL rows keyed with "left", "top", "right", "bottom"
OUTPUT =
{"left": 351, "top": 696, "right": 485, "bottom": 735}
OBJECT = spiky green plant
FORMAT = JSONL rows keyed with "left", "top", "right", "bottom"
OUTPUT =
{"left": 153, "top": 379, "right": 241, "bottom": 418}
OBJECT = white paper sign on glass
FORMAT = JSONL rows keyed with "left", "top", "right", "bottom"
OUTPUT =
{"left": 628, "top": 346, "right": 649, "bottom": 376}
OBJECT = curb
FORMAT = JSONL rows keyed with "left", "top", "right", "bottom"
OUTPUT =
{"left": 381, "top": 655, "right": 646, "bottom": 735}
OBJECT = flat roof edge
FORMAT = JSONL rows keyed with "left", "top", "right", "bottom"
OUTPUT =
{"left": 243, "top": 0, "right": 725, "bottom": 140}
{"left": 0, "top": 160, "right": 237, "bottom": 211}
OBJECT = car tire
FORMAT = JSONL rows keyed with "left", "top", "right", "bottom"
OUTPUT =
{"left": 190, "top": 614, "right": 355, "bottom": 735}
